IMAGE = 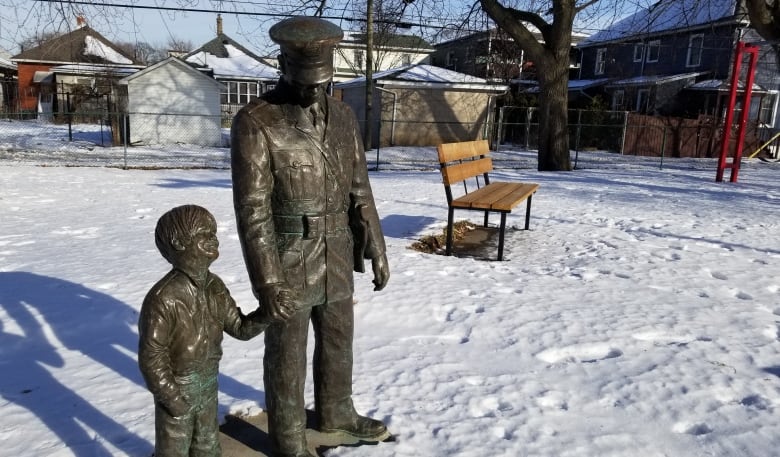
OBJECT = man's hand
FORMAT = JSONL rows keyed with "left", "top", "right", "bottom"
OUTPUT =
{"left": 371, "top": 253, "right": 390, "bottom": 291}
{"left": 260, "top": 285, "right": 301, "bottom": 322}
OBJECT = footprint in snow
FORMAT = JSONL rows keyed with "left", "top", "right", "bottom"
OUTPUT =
{"left": 535, "top": 343, "right": 622, "bottom": 364}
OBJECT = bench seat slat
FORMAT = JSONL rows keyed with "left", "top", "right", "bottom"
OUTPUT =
{"left": 492, "top": 183, "right": 539, "bottom": 211}
{"left": 452, "top": 182, "right": 513, "bottom": 209}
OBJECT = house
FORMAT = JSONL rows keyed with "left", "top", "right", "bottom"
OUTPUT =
{"left": 10, "top": 18, "right": 143, "bottom": 119}
{"left": 333, "top": 31, "right": 434, "bottom": 82}
{"left": 183, "top": 15, "right": 280, "bottom": 121}
{"left": 117, "top": 57, "right": 224, "bottom": 147}
{"left": 0, "top": 49, "right": 17, "bottom": 113}
{"left": 335, "top": 64, "right": 507, "bottom": 147}
{"left": 575, "top": 0, "right": 780, "bottom": 125}
{"left": 431, "top": 27, "right": 585, "bottom": 83}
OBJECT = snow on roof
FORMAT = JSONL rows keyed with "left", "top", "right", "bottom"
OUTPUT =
{"left": 524, "top": 78, "right": 611, "bottom": 93}
{"left": 336, "top": 64, "right": 505, "bottom": 91}
{"left": 687, "top": 78, "right": 767, "bottom": 92}
{"left": 580, "top": 0, "right": 741, "bottom": 45}
{"left": 83, "top": 35, "right": 132, "bottom": 64}
{"left": 0, "top": 55, "right": 15, "bottom": 70}
{"left": 185, "top": 44, "right": 278, "bottom": 79}
{"left": 605, "top": 72, "right": 706, "bottom": 87}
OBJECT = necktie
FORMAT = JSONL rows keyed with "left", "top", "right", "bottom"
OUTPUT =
{"left": 309, "top": 103, "right": 323, "bottom": 135}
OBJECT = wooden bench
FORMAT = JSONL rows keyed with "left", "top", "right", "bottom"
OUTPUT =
{"left": 437, "top": 139, "right": 539, "bottom": 261}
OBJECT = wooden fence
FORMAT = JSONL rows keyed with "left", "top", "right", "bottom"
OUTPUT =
{"left": 623, "top": 113, "right": 761, "bottom": 158}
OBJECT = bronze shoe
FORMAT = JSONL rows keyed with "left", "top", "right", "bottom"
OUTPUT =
{"left": 319, "top": 414, "right": 391, "bottom": 441}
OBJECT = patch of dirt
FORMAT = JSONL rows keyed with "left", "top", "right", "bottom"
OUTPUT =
{"left": 410, "top": 220, "right": 478, "bottom": 254}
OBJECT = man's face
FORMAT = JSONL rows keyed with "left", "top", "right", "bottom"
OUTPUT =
{"left": 280, "top": 53, "right": 330, "bottom": 107}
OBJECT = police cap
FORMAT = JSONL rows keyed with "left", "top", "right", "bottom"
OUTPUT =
{"left": 270, "top": 16, "right": 343, "bottom": 85}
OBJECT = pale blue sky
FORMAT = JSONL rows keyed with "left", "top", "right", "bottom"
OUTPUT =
{"left": 0, "top": 1, "right": 636, "bottom": 57}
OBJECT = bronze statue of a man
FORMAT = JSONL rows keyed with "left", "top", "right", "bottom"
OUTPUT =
{"left": 230, "top": 16, "right": 391, "bottom": 457}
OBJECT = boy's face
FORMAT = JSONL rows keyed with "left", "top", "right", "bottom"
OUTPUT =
{"left": 175, "top": 222, "right": 219, "bottom": 273}
{"left": 191, "top": 224, "right": 219, "bottom": 263}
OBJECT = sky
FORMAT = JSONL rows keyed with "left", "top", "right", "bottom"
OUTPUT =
{"left": 0, "top": 0, "right": 641, "bottom": 57}
{"left": 1, "top": 120, "right": 779, "bottom": 456}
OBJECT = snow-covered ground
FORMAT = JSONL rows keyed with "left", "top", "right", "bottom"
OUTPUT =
{"left": 1, "top": 120, "right": 779, "bottom": 456}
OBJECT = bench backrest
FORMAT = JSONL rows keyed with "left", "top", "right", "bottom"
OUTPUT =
{"left": 437, "top": 139, "right": 492, "bottom": 186}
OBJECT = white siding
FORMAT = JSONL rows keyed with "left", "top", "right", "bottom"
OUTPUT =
{"left": 126, "top": 61, "right": 222, "bottom": 147}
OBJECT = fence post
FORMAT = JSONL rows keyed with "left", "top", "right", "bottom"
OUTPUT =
{"left": 123, "top": 113, "right": 128, "bottom": 170}
{"left": 496, "top": 106, "right": 505, "bottom": 152}
{"left": 66, "top": 92, "right": 73, "bottom": 142}
{"left": 660, "top": 126, "right": 666, "bottom": 169}
{"left": 573, "top": 109, "right": 582, "bottom": 169}
{"left": 620, "top": 111, "right": 628, "bottom": 155}
{"left": 374, "top": 116, "right": 381, "bottom": 172}
{"left": 525, "top": 107, "right": 531, "bottom": 150}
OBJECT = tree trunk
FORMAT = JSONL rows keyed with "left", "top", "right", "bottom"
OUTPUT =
{"left": 537, "top": 58, "right": 572, "bottom": 171}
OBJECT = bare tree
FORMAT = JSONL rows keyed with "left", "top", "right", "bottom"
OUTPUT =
{"left": 477, "top": 0, "right": 609, "bottom": 171}
{"left": 746, "top": 0, "right": 780, "bottom": 42}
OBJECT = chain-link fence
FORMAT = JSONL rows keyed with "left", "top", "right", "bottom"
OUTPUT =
{"left": 0, "top": 111, "right": 231, "bottom": 168}
{"left": 2, "top": 108, "right": 778, "bottom": 169}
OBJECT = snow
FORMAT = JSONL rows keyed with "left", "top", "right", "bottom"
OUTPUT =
{"left": 185, "top": 44, "right": 279, "bottom": 79}
{"left": 1, "top": 120, "right": 779, "bottom": 457}
{"left": 83, "top": 35, "right": 133, "bottom": 65}
{"left": 580, "top": 0, "right": 740, "bottom": 45}
{"left": 336, "top": 64, "right": 505, "bottom": 91}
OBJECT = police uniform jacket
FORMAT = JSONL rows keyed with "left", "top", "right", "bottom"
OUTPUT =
{"left": 231, "top": 88, "right": 386, "bottom": 309}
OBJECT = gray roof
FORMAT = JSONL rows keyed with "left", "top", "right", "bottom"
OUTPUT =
{"left": 12, "top": 25, "right": 140, "bottom": 66}
{"left": 580, "top": 0, "right": 743, "bottom": 46}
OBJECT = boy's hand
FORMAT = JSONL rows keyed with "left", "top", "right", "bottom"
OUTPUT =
{"left": 163, "top": 395, "right": 190, "bottom": 417}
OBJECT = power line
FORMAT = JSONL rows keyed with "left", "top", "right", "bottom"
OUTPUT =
{"left": 34, "top": 0, "right": 462, "bottom": 30}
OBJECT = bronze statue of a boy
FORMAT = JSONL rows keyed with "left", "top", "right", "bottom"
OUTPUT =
{"left": 138, "top": 204, "right": 298, "bottom": 457}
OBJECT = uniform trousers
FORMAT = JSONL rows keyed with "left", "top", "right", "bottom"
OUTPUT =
{"left": 263, "top": 297, "right": 355, "bottom": 454}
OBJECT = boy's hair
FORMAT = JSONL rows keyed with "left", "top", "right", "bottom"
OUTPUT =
{"left": 155, "top": 205, "right": 216, "bottom": 264}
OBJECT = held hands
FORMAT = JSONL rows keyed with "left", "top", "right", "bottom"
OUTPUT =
{"left": 259, "top": 285, "right": 302, "bottom": 322}
{"left": 371, "top": 253, "right": 390, "bottom": 291}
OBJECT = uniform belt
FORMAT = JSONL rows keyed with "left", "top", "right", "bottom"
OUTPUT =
{"left": 273, "top": 213, "right": 350, "bottom": 238}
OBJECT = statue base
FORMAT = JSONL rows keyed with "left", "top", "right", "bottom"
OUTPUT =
{"left": 220, "top": 410, "right": 390, "bottom": 456}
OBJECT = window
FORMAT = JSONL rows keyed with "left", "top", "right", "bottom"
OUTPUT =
{"left": 646, "top": 40, "right": 660, "bottom": 63}
{"left": 446, "top": 51, "right": 457, "bottom": 69}
{"left": 612, "top": 90, "right": 625, "bottom": 111}
{"left": 686, "top": 34, "right": 703, "bottom": 67}
{"left": 401, "top": 53, "right": 412, "bottom": 66}
{"left": 595, "top": 48, "right": 606, "bottom": 75}
{"left": 633, "top": 44, "right": 644, "bottom": 62}
{"left": 221, "top": 81, "right": 260, "bottom": 105}
{"left": 353, "top": 50, "right": 364, "bottom": 70}
{"left": 637, "top": 89, "right": 651, "bottom": 113}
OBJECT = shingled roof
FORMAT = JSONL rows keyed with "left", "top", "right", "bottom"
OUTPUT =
{"left": 183, "top": 33, "right": 279, "bottom": 79}
{"left": 12, "top": 25, "right": 139, "bottom": 66}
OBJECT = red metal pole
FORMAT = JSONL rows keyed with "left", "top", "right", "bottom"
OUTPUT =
{"left": 716, "top": 42, "right": 744, "bottom": 182}
{"left": 730, "top": 43, "right": 759, "bottom": 182}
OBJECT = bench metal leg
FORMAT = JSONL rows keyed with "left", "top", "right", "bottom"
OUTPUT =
{"left": 445, "top": 207, "right": 455, "bottom": 256}
{"left": 524, "top": 195, "right": 533, "bottom": 230}
{"left": 497, "top": 212, "right": 507, "bottom": 261}
{"left": 483, "top": 210, "right": 489, "bottom": 228}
